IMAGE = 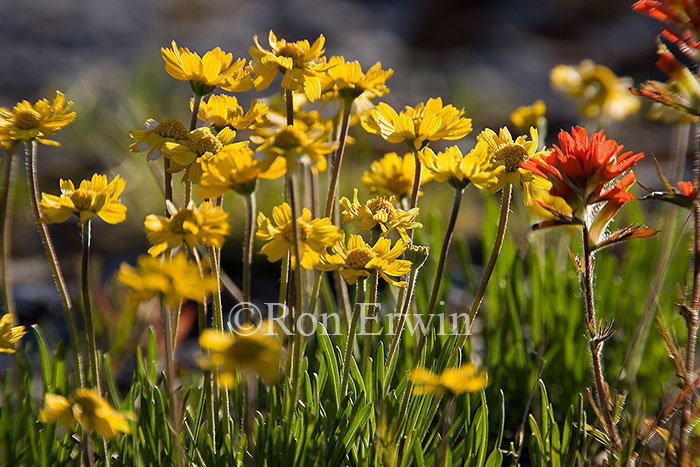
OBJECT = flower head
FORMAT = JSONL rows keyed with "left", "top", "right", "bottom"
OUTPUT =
{"left": 422, "top": 141, "right": 505, "bottom": 190}
{"left": 320, "top": 56, "right": 393, "bottom": 102}
{"left": 633, "top": 0, "right": 700, "bottom": 52}
{"left": 510, "top": 100, "right": 546, "bottom": 132}
{"left": 362, "top": 152, "right": 431, "bottom": 199}
{"left": 161, "top": 41, "right": 252, "bottom": 96}
{"left": 317, "top": 233, "right": 412, "bottom": 286}
{"left": 162, "top": 126, "right": 237, "bottom": 183}
{"left": 144, "top": 200, "right": 230, "bottom": 256}
{"left": 551, "top": 60, "right": 640, "bottom": 121}
{"left": 0, "top": 91, "right": 75, "bottom": 147}
{"left": 195, "top": 94, "right": 268, "bottom": 132}
{"left": 40, "top": 174, "right": 126, "bottom": 226}
{"left": 0, "top": 313, "right": 26, "bottom": 353}
{"left": 410, "top": 364, "right": 488, "bottom": 395}
{"left": 340, "top": 189, "right": 421, "bottom": 242}
{"left": 129, "top": 118, "right": 189, "bottom": 161}
{"left": 249, "top": 30, "right": 329, "bottom": 101}
{"left": 256, "top": 203, "right": 340, "bottom": 270}
{"left": 117, "top": 252, "right": 217, "bottom": 308}
{"left": 198, "top": 322, "right": 282, "bottom": 387}
{"left": 478, "top": 127, "right": 549, "bottom": 204}
{"left": 197, "top": 142, "right": 285, "bottom": 198}
{"left": 251, "top": 123, "right": 336, "bottom": 173}
{"left": 361, "top": 98, "right": 472, "bottom": 151}
{"left": 39, "top": 389, "right": 132, "bottom": 439}
{"left": 521, "top": 127, "right": 644, "bottom": 211}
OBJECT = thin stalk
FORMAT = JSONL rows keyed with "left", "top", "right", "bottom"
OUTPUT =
{"left": 385, "top": 266, "right": 419, "bottom": 383}
{"left": 408, "top": 149, "right": 423, "bottom": 212}
{"left": 184, "top": 181, "right": 192, "bottom": 207}
{"left": 81, "top": 222, "right": 100, "bottom": 390}
{"left": 341, "top": 279, "right": 366, "bottom": 395}
{"left": 324, "top": 100, "right": 353, "bottom": 220}
{"left": 190, "top": 95, "right": 202, "bottom": 131}
{"left": 0, "top": 149, "right": 16, "bottom": 325}
{"left": 582, "top": 224, "right": 621, "bottom": 454}
{"left": 161, "top": 301, "right": 183, "bottom": 466}
{"left": 285, "top": 90, "right": 294, "bottom": 126}
{"left": 243, "top": 193, "right": 256, "bottom": 305}
{"left": 426, "top": 187, "right": 463, "bottom": 316}
{"left": 164, "top": 158, "right": 173, "bottom": 215}
{"left": 208, "top": 244, "right": 230, "bottom": 437}
{"left": 439, "top": 398, "right": 455, "bottom": 466}
{"left": 361, "top": 271, "right": 379, "bottom": 365}
{"left": 25, "top": 141, "right": 84, "bottom": 387}
{"left": 310, "top": 169, "right": 319, "bottom": 218}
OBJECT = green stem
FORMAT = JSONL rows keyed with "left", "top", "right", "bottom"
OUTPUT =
{"left": 384, "top": 266, "right": 419, "bottom": 386}
{"left": 164, "top": 158, "right": 173, "bottom": 215}
{"left": 341, "top": 279, "right": 366, "bottom": 396}
{"left": 208, "top": 244, "right": 230, "bottom": 437}
{"left": 161, "top": 300, "right": 183, "bottom": 466}
{"left": 361, "top": 271, "right": 379, "bottom": 365}
{"left": 426, "top": 187, "right": 463, "bottom": 316}
{"left": 25, "top": 141, "right": 84, "bottom": 387}
{"left": 408, "top": 149, "right": 423, "bottom": 212}
{"left": 190, "top": 95, "right": 202, "bottom": 131}
{"left": 324, "top": 100, "right": 353, "bottom": 220}
{"left": 81, "top": 222, "right": 100, "bottom": 390}
{"left": 243, "top": 193, "right": 256, "bottom": 305}
{"left": 0, "top": 148, "right": 16, "bottom": 325}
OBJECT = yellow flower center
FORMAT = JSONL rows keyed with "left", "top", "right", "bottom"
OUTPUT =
{"left": 281, "top": 220, "right": 311, "bottom": 243}
{"left": 154, "top": 118, "right": 188, "bottom": 141}
{"left": 346, "top": 247, "right": 375, "bottom": 270}
{"left": 366, "top": 197, "right": 397, "bottom": 223}
{"left": 276, "top": 43, "right": 305, "bottom": 68}
{"left": 493, "top": 143, "right": 528, "bottom": 172}
{"left": 185, "top": 128, "right": 223, "bottom": 156}
{"left": 14, "top": 108, "right": 42, "bottom": 130}
{"left": 70, "top": 189, "right": 99, "bottom": 212}
{"left": 273, "top": 126, "right": 303, "bottom": 150}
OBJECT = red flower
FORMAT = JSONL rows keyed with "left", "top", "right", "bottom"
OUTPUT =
{"left": 678, "top": 180, "right": 698, "bottom": 198}
{"left": 521, "top": 127, "right": 644, "bottom": 211}
{"left": 633, "top": 0, "right": 700, "bottom": 50}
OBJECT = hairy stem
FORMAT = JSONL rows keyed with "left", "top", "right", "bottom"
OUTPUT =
{"left": 408, "top": 149, "right": 423, "bottom": 212}
{"left": 243, "top": 193, "right": 256, "bottom": 306}
{"left": 0, "top": 149, "right": 16, "bottom": 325}
{"left": 341, "top": 279, "right": 366, "bottom": 396}
{"left": 324, "top": 100, "right": 353, "bottom": 221}
{"left": 81, "top": 223, "right": 100, "bottom": 390}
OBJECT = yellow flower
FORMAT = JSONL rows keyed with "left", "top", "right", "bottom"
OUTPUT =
{"left": 0, "top": 313, "right": 26, "bottom": 353}
{"left": 251, "top": 124, "right": 336, "bottom": 173}
{"left": 39, "top": 389, "right": 132, "bottom": 439}
{"left": 478, "top": 127, "right": 549, "bottom": 205}
{"left": 421, "top": 142, "right": 505, "bottom": 190}
{"left": 161, "top": 126, "right": 237, "bottom": 183}
{"left": 362, "top": 152, "right": 431, "bottom": 199}
{"left": 129, "top": 118, "right": 189, "bottom": 161}
{"left": 144, "top": 200, "right": 230, "bottom": 256}
{"left": 319, "top": 56, "right": 393, "bottom": 102}
{"left": 550, "top": 60, "right": 640, "bottom": 121}
{"left": 510, "top": 100, "right": 546, "bottom": 132}
{"left": 198, "top": 322, "right": 282, "bottom": 387}
{"left": 0, "top": 91, "right": 75, "bottom": 147}
{"left": 40, "top": 174, "right": 127, "bottom": 226}
{"left": 361, "top": 98, "right": 472, "bottom": 151}
{"left": 161, "top": 41, "right": 252, "bottom": 96}
{"left": 527, "top": 184, "right": 573, "bottom": 221}
{"left": 197, "top": 142, "right": 285, "bottom": 198}
{"left": 249, "top": 30, "right": 329, "bottom": 101}
{"left": 410, "top": 364, "right": 488, "bottom": 395}
{"left": 340, "top": 189, "right": 421, "bottom": 242}
{"left": 317, "top": 233, "right": 412, "bottom": 286}
{"left": 256, "top": 202, "right": 340, "bottom": 270}
{"left": 195, "top": 94, "right": 268, "bottom": 132}
{"left": 117, "top": 252, "right": 217, "bottom": 307}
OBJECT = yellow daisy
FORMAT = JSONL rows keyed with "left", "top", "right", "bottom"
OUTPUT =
{"left": 198, "top": 322, "right": 282, "bottom": 387}
{"left": 251, "top": 123, "right": 336, "bottom": 173}
{"left": 361, "top": 98, "right": 472, "bottom": 151}
{"left": 340, "top": 188, "right": 421, "bottom": 242}
{"left": 0, "top": 91, "right": 75, "bottom": 147}
{"left": 550, "top": 60, "right": 639, "bottom": 121}
{"left": 410, "top": 364, "right": 488, "bottom": 395}
{"left": 0, "top": 313, "right": 26, "bottom": 353}
{"left": 249, "top": 30, "right": 330, "bottom": 101}
{"left": 362, "top": 152, "right": 431, "bottom": 199}
{"left": 40, "top": 174, "right": 127, "bottom": 226}
{"left": 144, "top": 200, "right": 230, "bottom": 256}
{"left": 319, "top": 56, "right": 393, "bottom": 102}
{"left": 478, "top": 127, "right": 549, "bottom": 205}
{"left": 39, "top": 388, "right": 132, "bottom": 439}
{"left": 421, "top": 141, "right": 504, "bottom": 190}
{"left": 316, "top": 233, "right": 412, "bottom": 286}
{"left": 161, "top": 41, "right": 252, "bottom": 96}
{"left": 129, "top": 118, "right": 189, "bottom": 161}
{"left": 256, "top": 202, "right": 340, "bottom": 270}
{"left": 161, "top": 126, "right": 237, "bottom": 183}
{"left": 117, "top": 252, "right": 217, "bottom": 308}
{"left": 195, "top": 94, "right": 268, "bottom": 132}
{"left": 197, "top": 142, "right": 285, "bottom": 198}
{"left": 510, "top": 100, "right": 546, "bottom": 132}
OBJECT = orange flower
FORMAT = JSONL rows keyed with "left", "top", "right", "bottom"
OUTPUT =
{"left": 633, "top": 0, "right": 700, "bottom": 51}
{"left": 521, "top": 127, "right": 643, "bottom": 211}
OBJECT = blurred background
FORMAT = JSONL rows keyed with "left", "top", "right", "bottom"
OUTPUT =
{"left": 0, "top": 0, "right": 676, "bottom": 351}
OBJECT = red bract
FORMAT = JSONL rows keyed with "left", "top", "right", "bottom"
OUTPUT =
{"left": 678, "top": 180, "right": 698, "bottom": 198}
{"left": 521, "top": 127, "right": 644, "bottom": 210}
{"left": 633, "top": 0, "right": 700, "bottom": 50}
